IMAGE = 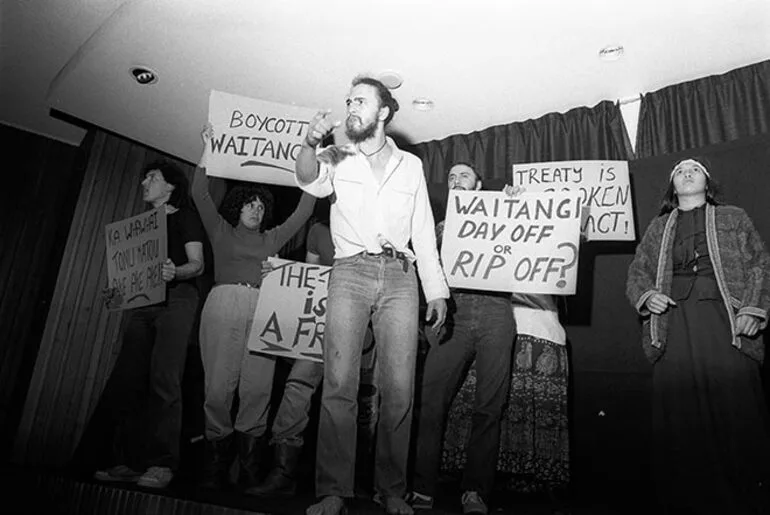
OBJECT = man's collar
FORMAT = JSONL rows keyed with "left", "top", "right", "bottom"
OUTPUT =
{"left": 345, "top": 136, "right": 404, "bottom": 160}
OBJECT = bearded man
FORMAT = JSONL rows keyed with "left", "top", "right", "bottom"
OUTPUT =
{"left": 295, "top": 76, "right": 449, "bottom": 515}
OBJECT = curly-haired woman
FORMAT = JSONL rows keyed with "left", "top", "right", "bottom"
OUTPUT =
{"left": 193, "top": 126, "right": 315, "bottom": 490}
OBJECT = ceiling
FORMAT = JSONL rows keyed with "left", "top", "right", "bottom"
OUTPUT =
{"left": 2, "top": 0, "right": 769, "bottom": 166}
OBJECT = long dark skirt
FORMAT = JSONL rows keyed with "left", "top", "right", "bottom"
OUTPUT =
{"left": 441, "top": 334, "right": 570, "bottom": 493}
{"left": 653, "top": 282, "right": 770, "bottom": 514}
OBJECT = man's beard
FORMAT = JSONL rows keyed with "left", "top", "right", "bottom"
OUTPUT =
{"left": 345, "top": 115, "right": 377, "bottom": 143}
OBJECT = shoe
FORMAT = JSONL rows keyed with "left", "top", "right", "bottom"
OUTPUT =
{"left": 461, "top": 491, "right": 487, "bottom": 515}
{"left": 93, "top": 465, "right": 142, "bottom": 483}
{"left": 244, "top": 443, "right": 302, "bottom": 498}
{"left": 405, "top": 491, "right": 434, "bottom": 510}
{"left": 199, "top": 435, "right": 234, "bottom": 490}
{"left": 137, "top": 466, "right": 174, "bottom": 489}
{"left": 236, "top": 432, "right": 268, "bottom": 489}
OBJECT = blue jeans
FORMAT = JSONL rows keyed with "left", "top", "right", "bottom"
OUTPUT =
{"left": 413, "top": 291, "right": 515, "bottom": 499}
{"left": 271, "top": 329, "right": 377, "bottom": 446}
{"left": 316, "top": 253, "right": 419, "bottom": 498}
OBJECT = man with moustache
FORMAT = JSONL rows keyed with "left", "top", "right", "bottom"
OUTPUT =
{"left": 410, "top": 164, "right": 515, "bottom": 515}
{"left": 295, "top": 76, "right": 449, "bottom": 515}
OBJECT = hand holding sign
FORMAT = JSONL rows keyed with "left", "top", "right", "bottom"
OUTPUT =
{"left": 161, "top": 259, "right": 176, "bottom": 282}
{"left": 199, "top": 123, "right": 214, "bottom": 168}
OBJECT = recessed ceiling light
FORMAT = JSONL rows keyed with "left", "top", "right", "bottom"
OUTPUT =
{"left": 412, "top": 98, "right": 434, "bottom": 111}
{"left": 130, "top": 66, "right": 158, "bottom": 85}
{"left": 377, "top": 70, "right": 403, "bottom": 89}
{"left": 599, "top": 45, "right": 624, "bottom": 61}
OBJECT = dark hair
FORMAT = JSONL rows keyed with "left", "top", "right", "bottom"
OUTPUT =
{"left": 352, "top": 76, "right": 400, "bottom": 125}
{"left": 449, "top": 161, "right": 482, "bottom": 184}
{"left": 143, "top": 160, "right": 190, "bottom": 208}
{"left": 220, "top": 184, "right": 274, "bottom": 230}
{"left": 659, "top": 156, "right": 720, "bottom": 215}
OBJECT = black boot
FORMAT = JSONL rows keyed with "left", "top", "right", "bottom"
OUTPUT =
{"left": 236, "top": 432, "right": 266, "bottom": 489}
{"left": 199, "top": 435, "right": 233, "bottom": 490}
{"left": 244, "top": 443, "right": 302, "bottom": 498}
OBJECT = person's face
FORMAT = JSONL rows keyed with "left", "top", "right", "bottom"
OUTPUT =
{"left": 671, "top": 161, "right": 708, "bottom": 198}
{"left": 447, "top": 164, "right": 481, "bottom": 191}
{"left": 141, "top": 169, "right": 175, "bottom": 205}
{"left": 345, "top": 84, "right": 383, "bottom": 143}
{"left": 239, "top": 198, "right": 264, "bottom": 230}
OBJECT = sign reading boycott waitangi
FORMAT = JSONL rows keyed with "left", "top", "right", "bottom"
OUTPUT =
{"left": 511, "top": 160, "right": 634, "bottom": 241}
{"left": 248, "top": 258, "right": 330, "bottom": 363}
{"left": 104, "top": 207, "right": 167, "bottom": 310}
{"left": 441, "top": 191, "right": 582, "bottom": 295}
{"left": 207, "top": 90, "right": 317, "bottom": 187}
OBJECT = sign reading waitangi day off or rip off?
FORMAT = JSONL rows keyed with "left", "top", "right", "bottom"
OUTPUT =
{"left": 248, "top": 258, "right": 330, "bottom": 363}
{"left": 441, "top": 190, "right": 582, "bottom": 295}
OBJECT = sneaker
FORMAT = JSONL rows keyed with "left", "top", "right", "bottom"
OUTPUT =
{"left": 406, "top": 491, "right": 434, "bottom": 510}
{"left": 461, "top": 491, "right": 487, "bottom": 515}
{"left": 136, "top": 466, "right": 174, "bottom": 489}
{"left": 93, "top": 465, "right": 142, "bottom": 483}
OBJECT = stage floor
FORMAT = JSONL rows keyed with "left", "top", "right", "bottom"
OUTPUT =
{"left": 0, "top": 463, "right": 649, "bottom": 515}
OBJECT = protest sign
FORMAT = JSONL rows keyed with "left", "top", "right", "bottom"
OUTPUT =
{"left": 104, "top": 207, "right": 167, "bottom": 310}
{"left": 207, "top": 90, "right": 317, "bottom": 187}
{"left": 248, "top": 258, "right": 330, "bottom": 362}
{"left": 441, "top": 190, "right": 581, "bottom": 295}
{"left": 511, "top": 160, "right": 634, "bottom": 241}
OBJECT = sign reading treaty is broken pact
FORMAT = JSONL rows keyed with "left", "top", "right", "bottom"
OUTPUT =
{"left": 207, "top": 90, "right": 318, "bottom": 187}
{"left": 248, "top": 258, "right": 330, "bottom": 363}
{"left": 511, "top": 160, "right": 635, "bottom": 241}
{"left": 441, "top": 190, "right": 582, "bottom": 295}
{"left": 104, "top": 207, "right": 168, "bottom": 310}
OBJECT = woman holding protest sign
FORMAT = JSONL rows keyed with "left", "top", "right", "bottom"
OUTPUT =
{"left": 194, "top": 125, "right": 315, "bottom": 490}
{"left": 626, "top": 157, "right": 770, "bottom": 513}
{"left": 92, "top": 161, "right": 205, "bottom": 490}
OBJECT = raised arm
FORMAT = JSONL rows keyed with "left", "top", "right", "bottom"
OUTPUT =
{"left": 270, "top": 192, "right": 316, "bottom": 250}
{"left": 296, "top": 110, "right": 342, "bottom": 185}
{"left": 192, "top": 125, "right": 226, "bottom": 237}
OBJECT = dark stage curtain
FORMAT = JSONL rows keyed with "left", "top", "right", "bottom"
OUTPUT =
{"left": 0, "top": 125, "right": 85, "bottom": 462}
{"left": 415, "top": 99, "right": 632, "bottom": 186}
{"left": 636, "top": 59, "right": 770, "bottom": 158}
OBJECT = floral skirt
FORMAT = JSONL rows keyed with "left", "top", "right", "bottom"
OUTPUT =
{"left": 441, "top": 334, "right": 570, "bottom": 493}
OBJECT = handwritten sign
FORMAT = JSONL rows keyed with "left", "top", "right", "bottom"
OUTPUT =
{"left": 206, "top": 90, "right": 317, "bottom": 187}
{"left": 511, "top": 160, "right": 634, "bottom": 241}
{"left": 104, "top": 207, "right": 167, "bottom": 310}
{"left": 441, "top": 191, "right": 581, "bottom": 294}
{"left": 248, "top": 258, "right": 330, "bottom": 362}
